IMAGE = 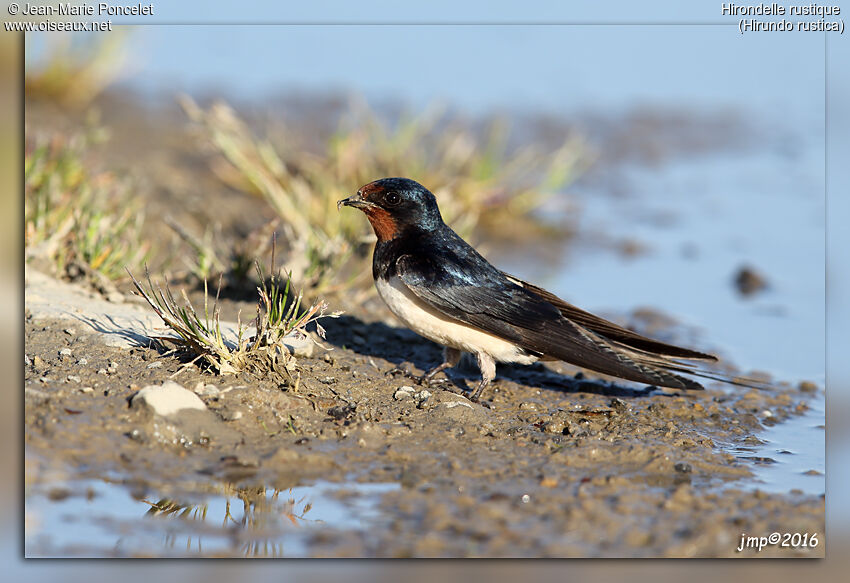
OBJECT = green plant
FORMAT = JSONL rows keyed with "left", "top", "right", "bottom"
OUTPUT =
{"left": 25, "top": 130, "right": 149, "bottom": 280}
{"left": 129, "top": 263, "right": 338, "bottom": 378}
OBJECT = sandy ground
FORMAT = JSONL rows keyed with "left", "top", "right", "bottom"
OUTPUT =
{"left": 24, "top": 267, "right": 824, "bottom": 557}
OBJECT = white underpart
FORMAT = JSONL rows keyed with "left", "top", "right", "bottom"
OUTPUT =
{"left": 376, "top": 276, "right": 539, "bottom": 366}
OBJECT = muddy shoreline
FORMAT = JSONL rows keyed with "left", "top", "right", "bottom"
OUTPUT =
{"left": 25, "top": 269, "right": 824, "bottom": 557}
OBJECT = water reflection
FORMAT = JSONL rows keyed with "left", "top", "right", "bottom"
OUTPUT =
{"left": 142, "top": 485, "right": 318, "bottom": 557}
{"left": 26, "top": 478, "right": 398, "bottom": 557}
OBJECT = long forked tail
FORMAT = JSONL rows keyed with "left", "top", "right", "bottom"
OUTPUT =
{"left": 620, "top": 343, "right": 774, "bottom": 391}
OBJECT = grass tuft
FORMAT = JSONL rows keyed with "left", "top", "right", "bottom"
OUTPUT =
{"left": 129, "top": 263, "right": 339, "bottom": 379}
{"left": 25, "top": 129, "right": 149, "bottom": 281}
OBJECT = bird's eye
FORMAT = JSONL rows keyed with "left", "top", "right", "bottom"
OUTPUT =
{"left": 385, "top": 192, "right": 401, "bottom": 206}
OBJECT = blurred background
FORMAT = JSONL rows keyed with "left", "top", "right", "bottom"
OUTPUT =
{"left": 7, "top": 0, "right": 850, "bottom": 575}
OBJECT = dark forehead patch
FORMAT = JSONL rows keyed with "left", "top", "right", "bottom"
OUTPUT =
{"left": 359, "top": 181, "right": 386, "bottom": 198}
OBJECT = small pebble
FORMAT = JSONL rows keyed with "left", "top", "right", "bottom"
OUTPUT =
{"left": 674, "top": 462, "right": 693, "bottom": 474}
{"left": 76, "top": 358, "right": 88, "bottom": 366}
{"left": 540, "top": 476, "right": 559, "bottom": 488}
{"left": 146, "top": 362, "right": 163, "bottom": 369}
{"left": 97, "top": 368, "right": 108, "bottom": 375}
{"left": 66, "top": 375, "right": 81, "bottom": 384}
{"left": 80, "top": 387, "right": 94, "bottom": 394}
{"left": 33, "top": 356, "right": 45, "bottom": 368}
{"left": 131, "top": 381, "right": 207, "bottom": 416}
{"left": 393, "top": 386, "right": 416, "bottom": 401}
{"left": 24, "top": 355, "right": 31, "bottom": 367}
{"left": 63, "top": 328, "right": 76, "bottom": 336}
{"left": 59, "top": 348, "right": 72, "bottom": 357}
{"left": 798, "top": 381, "right": 818, "bottom": 393}
{"left": 734, "top": 265, "right": 768, "bottom": 296}
{"left": 127, "top": 428, "right": 145, "bottom": 442}
{"left": 193, "top": 382, "right": 220, "bottom": 397}
{"left": 222, "top": 410, "right": 243, "bottom": 421}
{"left": 521, "top": 494, "right": 531, "bottom": 504}
{"left": 415, "top": 389, "right": 432, "bottom": 409}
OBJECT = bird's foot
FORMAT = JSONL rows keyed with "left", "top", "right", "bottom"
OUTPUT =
{"left": 385, "top": 364, "right": 416, "bottom": 379}
{"left": 417, "top": 374, "right": 444, "bottom": 386}
{"left": 467, "top": 378, "right": 491, "bottom": 403}
{"left": 418, "top": 362, "right": 453, "bottom": 387}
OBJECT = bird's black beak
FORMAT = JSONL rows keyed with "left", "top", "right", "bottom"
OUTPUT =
{"left": 337, "top": 191, "right": 373, "bottom": 211}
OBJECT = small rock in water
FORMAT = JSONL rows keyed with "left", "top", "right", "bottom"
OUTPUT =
{"left": 733, "top": 265, "right": 768, "bottom": 296}
{"left": 798, "top": 381, "right": 818, "bottom": 393}
{"left": 131, "top": 381, "right": 208, "bottom": 417}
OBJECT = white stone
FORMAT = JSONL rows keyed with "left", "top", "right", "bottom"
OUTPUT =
{"left": 282, "top": 334, "right": 315, "bottom": 358}
{"left": 193, "top": 381, "right": 220, "bottom": 397}
{"left": 131, "top": 381, "right": 208, "bottom": 417}
{"left": 393, "top": 386, "right": 416, "bottom": 401}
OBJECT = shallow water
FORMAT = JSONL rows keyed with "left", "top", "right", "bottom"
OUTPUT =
{"left": 26, "top": 475, "right": 399, "bottom": 557}
{"left": 735, "top": 400, "right": 825, "bottom": 494}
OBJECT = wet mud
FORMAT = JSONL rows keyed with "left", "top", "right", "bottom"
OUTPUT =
{"left": 25, "top": 281, "right": 824, "bottom": 557}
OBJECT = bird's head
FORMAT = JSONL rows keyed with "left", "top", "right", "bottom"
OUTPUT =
{"left": 337, "top": 178, "right": 444, "bottom": 241}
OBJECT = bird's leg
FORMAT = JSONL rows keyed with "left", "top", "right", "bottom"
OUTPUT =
{"left": 419, "top": 346, "right": 461, "bottom": 386}
{"left": 468, "top": 352, "right": 496, "bottom": 402}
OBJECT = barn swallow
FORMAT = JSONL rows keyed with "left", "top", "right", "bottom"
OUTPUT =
{"left": 338, "top": 177, "right": 724, "bottom": 402}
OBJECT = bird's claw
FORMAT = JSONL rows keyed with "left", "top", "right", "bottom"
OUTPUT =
{"left": 385, "top": 365, "right": 414, "bottom": 378}
{"left": 418, "top": 374, "right": 451, "bottom": 388}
